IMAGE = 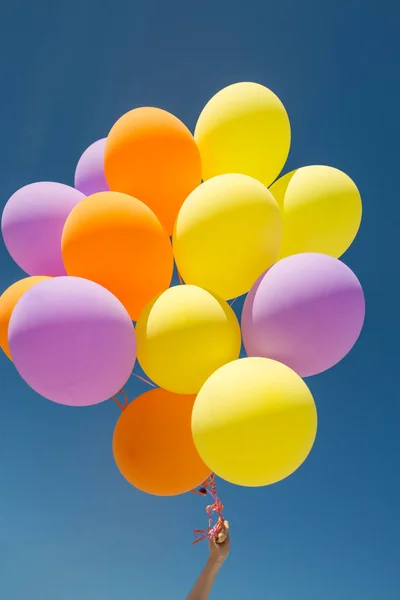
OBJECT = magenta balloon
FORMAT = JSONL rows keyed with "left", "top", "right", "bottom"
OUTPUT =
{"left": 242, "top": 253, "right": 365, "bottom": 377}
{"left": 8, "top": 277, "right": 136, "bottom": 406}
{"left": 1, "top": 182, "right": 85, "bottom": 276}
{"left": 74, "top": 138, "right": 109, "bottom": 196}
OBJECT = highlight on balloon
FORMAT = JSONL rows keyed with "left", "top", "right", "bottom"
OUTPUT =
{"left": 0, "top": 80, "right": 364, "bottom": 544}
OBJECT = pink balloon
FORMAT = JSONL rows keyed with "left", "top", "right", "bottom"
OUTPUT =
{"left": 8, "top": 277, "right": 136, "bottom": 406}
{"left": 242, "top": 253, "right": 365, "bottom": 377}
{"left": 1, "top": 182, "right": 85, "bottom": 276}
{"left": 74, "top": 138, "right": 109, "bottom": 196}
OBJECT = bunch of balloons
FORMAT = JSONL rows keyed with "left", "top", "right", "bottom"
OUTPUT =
{"left": 0, "top": 82, "right": 365, "bottom": 506}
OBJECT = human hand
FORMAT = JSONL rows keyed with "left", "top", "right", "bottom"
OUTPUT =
{"left": 208, "top": 520, "right": 230, "bottom": 566}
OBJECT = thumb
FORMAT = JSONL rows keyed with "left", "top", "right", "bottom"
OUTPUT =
{"left": 216, "top": 521, "right": 229, "bottom": 544}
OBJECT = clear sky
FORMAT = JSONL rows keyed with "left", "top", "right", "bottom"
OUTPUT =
{"left": 0, "top": 1, "right": 399, "bottom": 599}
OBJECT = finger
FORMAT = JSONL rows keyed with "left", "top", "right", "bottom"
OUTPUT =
{"left": 216, "top": 529, "right": 228, "bottom": 544}
{"left": 220, "top": 521, "right": 229, "bottom": 538}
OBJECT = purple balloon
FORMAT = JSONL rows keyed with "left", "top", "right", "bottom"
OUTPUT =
{"left": 74, "top": 138, "right": 109, "bottom": 196}
{"left": 8, "top": 277, "right": 136, "bottom": 406}
{"left": 1, "top": 182, "right": 85, "bottom": 276}
{"left": 242, "top": 253, "right": 365, "bottom": 377}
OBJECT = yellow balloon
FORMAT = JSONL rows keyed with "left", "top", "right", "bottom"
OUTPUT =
{"left": 173, "top": 174, "right": 282, "bottom": 299}
{"left": 270, "top": 166, "right": 362, "bottom": 259}
{"left": 192, "top": 357, "right": 317, "bottom": 487}
{"left": 195, "top": 82, "right": 291, "bottom": 187}
{"left": 136, "top": 284, "right": 241, "bottom": 394}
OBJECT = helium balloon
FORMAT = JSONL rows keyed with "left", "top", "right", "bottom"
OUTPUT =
{"left": 270, "top": 166, "right": 362, "bottom": 258}
{"left": 192, "top": 357, "right": 317, "bottom": 487}
{"left": 136, "top": 285, "right": 241, "bottom": 394}
{"left": 1, "top": 182, "right": 85, "bottom": 276}
{"left": 195, "top": 82, "right": 291, "bottom": 187}
{"left": 113, "top": 388, "right": 211, "bottom": 496}
{"left": 8, "top": 277, "right": 136, "bottom": 406}
{"left": 242, "top": 253, "right": 365, "bottom": 377}
{"left": 0, "top": 276, "right": 50, "bottom": 360}
{"left": 62, "top": 191, "right": 173, "bottom": 321}
{"left": 104, "top": 107, "right": 202, "bottom": 234}
{"left": 74, "top": 138, "right": 109, "bottom": 196}
{"left": 173, "top": 174, "right": 282, "bottom": 299}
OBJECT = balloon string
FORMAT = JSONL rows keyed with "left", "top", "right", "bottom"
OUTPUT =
{"left": 191, "top": 474, "right": 225, "bottom": 544}
{"left": 113, "top": 389, "right": 129, "bottom": 411}
{"left": 229, "top": 297, "right": 237, "bottom": 307}
{"left": 132, "top": 372, "right": 157, "bottom": 387}
{"left": 113, "top": 376, "right": 156, "bottom": 410}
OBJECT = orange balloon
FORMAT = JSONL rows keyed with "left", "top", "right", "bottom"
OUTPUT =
{"left": 113, "top": 388, "right": 211, "bottom": 496}
{"left": 104, "top": 107, "right": 202, "bottom": 234}
{"left": 0, "top": 276, "right": 50, "bottom": 359}
{"left": 61, "top": 191, "right": 173, "bottom": 321}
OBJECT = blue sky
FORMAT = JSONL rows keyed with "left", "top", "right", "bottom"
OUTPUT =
{"left": 0, "top": 1, "right": 399, "bottom": 599}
